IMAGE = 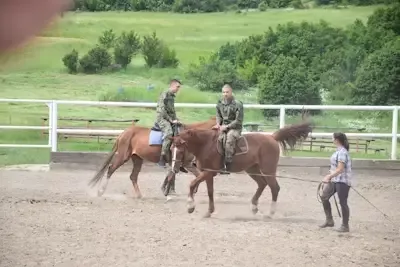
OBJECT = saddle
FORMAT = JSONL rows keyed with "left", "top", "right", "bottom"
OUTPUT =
{"left": 216, "top": 135, "right": 249, "bottom": 157}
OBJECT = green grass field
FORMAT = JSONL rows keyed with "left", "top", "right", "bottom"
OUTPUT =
{"left": 1, "top": 6, "right": 399, "bottom": 166}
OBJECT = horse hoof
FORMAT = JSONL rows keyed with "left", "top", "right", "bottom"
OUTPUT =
{"left": 203, "top": 212, "right": 212, "bottom": 218}
{"left": 188, "top": 207, "right": 195, "bottom": 214}
{"left": 251, "top": 204, "right": 258, "bottom": 215}
{"left": 162, "top": 186, "right": 171, "bottom": 197}
{"left": 263, "top": 215, "right": 272, "bottom": 220}
{"left": 165, "top": 195, "right": 174, "bottom": 203}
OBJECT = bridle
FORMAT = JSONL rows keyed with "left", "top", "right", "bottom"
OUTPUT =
{"left": 170, "top": 125, "right": 189, "bottom": 174}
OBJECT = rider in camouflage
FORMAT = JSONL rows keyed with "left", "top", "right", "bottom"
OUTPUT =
{"left": 212, "top": 84, "right": 244, "bottom": 172}
{"left": 155, "top": 79, "right": 181, "bottom": 167}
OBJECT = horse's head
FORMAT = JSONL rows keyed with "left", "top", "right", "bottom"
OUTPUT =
{"left": 169, "top": 129, "right": 197, "bottom": 151}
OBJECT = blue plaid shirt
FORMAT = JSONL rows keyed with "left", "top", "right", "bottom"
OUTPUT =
{"left": 329, "top": 146, "right": 352, "bottom": 186}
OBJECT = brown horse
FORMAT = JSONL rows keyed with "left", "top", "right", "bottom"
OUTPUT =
{"left": 169, "top": 120, "right": 313, "bottom": 218}
{"left": 88, "top": 116, "right": 216, "bottom": 198}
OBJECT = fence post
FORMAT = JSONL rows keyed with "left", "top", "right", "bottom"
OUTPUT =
{"left": 47, "top": 102, "right": 52, "bottom": 147}
{"left": 50, "top": 101, "right": 58, "bottom": 152}
{"left": 279, "top": 106, "right": 285, "bottom": 129}
{"left": 279, "top": 106, "right": 286, "bottom": 157}
{"left": 391, "top": 107, "right": 398, "bottom": 160}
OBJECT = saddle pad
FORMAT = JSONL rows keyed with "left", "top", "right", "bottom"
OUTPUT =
{"left": 149, "top": 130, "right": 163, "bottom": 146}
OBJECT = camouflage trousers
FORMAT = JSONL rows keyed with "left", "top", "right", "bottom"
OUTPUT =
{"left": 157, "top": 119, "right": 174, "bottom": 156}
{"left": 218, "top": 129, "right": 241, "bottom": 163}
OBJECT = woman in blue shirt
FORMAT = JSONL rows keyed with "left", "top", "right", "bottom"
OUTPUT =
{"left": 319, "top": 132, "right": 352, "bottom": 233}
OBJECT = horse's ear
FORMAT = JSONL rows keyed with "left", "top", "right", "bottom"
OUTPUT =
{"left": 187, "top": 129, "right": 194, "bottom": 136}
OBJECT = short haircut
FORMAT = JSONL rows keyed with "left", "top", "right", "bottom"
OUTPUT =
{"left": 170, "top": 78, "right": 182, "bottom": 85}
{"left": 222, "top": 84, "right": 232, "bottom": 90}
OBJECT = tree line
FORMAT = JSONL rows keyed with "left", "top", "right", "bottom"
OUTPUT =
{"left": 70, "top": 0, "right": 397, "bottom": 13}
{"left": 186, "top": 3, "right": 400, "bottom": 116}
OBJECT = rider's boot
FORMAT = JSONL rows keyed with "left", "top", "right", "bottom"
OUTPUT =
{"left": 220, "top": 161, "right": 231, "bottom": 175}
{"left": 179, "top": 166, "right": 188, "bottom": 173}
{"left": 157, "top": 154, "right": 167, "bottom": 168}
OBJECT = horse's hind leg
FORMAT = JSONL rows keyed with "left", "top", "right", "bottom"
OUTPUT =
{"left": 266, "top": 173, "right": 280, "bottom": 218}
{"left": 130, "top": 154, "right": 143, "bottom": 199}
{"left": 246, "top": 165, "right": 267, "bottom": 215}
{"left": 98, "top": 152, "right": 129, "bottom": 197}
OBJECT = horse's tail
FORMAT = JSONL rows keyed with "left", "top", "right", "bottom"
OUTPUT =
{"left": 272, "top": 121, "right": 313, "bottom": 153}
{"left": 88, "top": 140, "right": 118, "bottom": 187}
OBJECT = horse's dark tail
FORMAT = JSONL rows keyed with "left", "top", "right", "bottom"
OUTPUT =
{"left": 272, "top": 109, "right": 314, "bottom": 153}
{"left": 88, "top": 141, "right": 118, "bottom": 187}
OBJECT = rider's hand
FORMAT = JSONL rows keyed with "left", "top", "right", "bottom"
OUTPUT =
{"left": 172, "top": 120, "right": 179, "bottom": 124}
{"left": 212, "top": 124, "right": 220, "bottom": 130}
{"left": 220, "top": 125, "right": 228, "bottom": 132}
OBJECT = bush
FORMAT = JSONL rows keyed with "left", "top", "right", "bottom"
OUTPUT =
{"left": 79, "top": 46, "right": 112, "bottom": 74}
{"left": 258, "top": 55, "right": 321, "bottom": 117}
{"left": 290, "top": 0, "right": 304, "bottom": 8}
{"left": 98, "top": 29, "right": 117, "bottom": 49}
{"left": 266, "top": 0, "right": 292, "bottom": 8}
{"left": 158, "top": 45, "right": 179, "bottom": 68}
{"left": 187, "top": 56, "right": 248, "bottom": 92}
{"left": 142, "top": 32, "right": 163, "bottom": 67}
{"left": 113, "top": 46, "right": 133, "bottom": 69}
{"left": 258, "top": 1, "right": 268, "bottom": 11}
{"left": 212, "top": 42, "right": 238, "bottom": 65}
{"left": 113, "top": 30, "right": 141, "bottom": 68}
{"left": 237, "top": 58, "right": 267, "bottom": 86}
{"left": 367, "top": 3, "right": 400, "bottom": 36}
{"left": 142, "top": 31, "right": 178, "bottom": 68}
{"left": 62, "top": 49, "right": 79, "bottom": 74}
{"left": 172, "top": 0, "right": 225, "bottom": 13}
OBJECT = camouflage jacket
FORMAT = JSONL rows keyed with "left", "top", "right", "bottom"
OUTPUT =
{"left": 156, "top": 89, "right": 177, "bottom": 122}
{"left": 216, "top": 97, "right": 244, "bottom": 130}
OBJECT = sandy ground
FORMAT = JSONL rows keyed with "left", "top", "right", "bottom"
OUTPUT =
{"left": 0, "top": 167, "right": 399, "bottom": 267}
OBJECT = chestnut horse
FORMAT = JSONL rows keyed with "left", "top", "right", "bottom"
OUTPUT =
{"left": 169, "top": 120, "right": 313, "bottom": 218}
{"left": 88, "top": 116, "right": 216, "bottom": 198}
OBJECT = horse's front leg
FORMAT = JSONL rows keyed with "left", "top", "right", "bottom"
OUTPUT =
{"left": 203, "top": 174, "right": 215, "bottom": 218}
{"left": 187, "top": 172, "right": 207, "bottom": 214}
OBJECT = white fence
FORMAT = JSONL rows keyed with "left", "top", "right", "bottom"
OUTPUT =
{"left": 0, "top": 98, "right": 399, "bottom": 160}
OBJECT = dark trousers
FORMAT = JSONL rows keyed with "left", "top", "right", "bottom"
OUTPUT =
{"left": 321, "top": 182, "right": 350, "bottom": 226}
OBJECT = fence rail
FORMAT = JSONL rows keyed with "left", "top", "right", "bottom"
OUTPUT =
{"left": 0, "top": 98, "right": 399, "bottom": 160}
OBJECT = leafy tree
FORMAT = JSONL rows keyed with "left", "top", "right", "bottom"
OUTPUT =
{"left": 258, "top": 55, "right": 321, "bottom": 117}
{"left": 367, "top": 3, "right": 400, "bottom": 36}
{"left": 187, "top": 56, "right": 248, "bottom": 92}
{"left": 350, "top": 38, "right": 400, "bottom": 105}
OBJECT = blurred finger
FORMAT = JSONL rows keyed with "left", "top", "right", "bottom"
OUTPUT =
{"left": 0, "top": 0, "right": 72, "bottom": 52}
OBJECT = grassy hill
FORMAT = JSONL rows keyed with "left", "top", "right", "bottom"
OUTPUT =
{"left": 1, "top": 6, "right": 398, "bottom": 166}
